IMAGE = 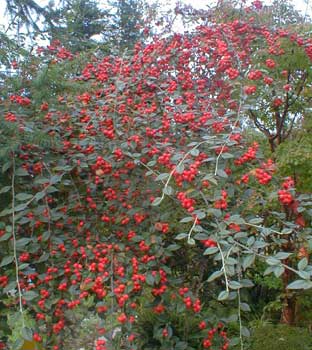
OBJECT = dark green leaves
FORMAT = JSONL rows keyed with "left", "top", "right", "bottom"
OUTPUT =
{"left": 0, "top": 255, "right": 14, "bottom": 267}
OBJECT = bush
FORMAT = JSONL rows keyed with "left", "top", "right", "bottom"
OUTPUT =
{"left": 249, "top": 323, "right": 312, "bottom": 350}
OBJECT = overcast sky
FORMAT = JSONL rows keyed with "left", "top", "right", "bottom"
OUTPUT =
{"left": 0, "top": 0, "right": 311, "bottom": 35}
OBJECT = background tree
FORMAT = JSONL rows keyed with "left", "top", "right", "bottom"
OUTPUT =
{"left": 48, "top": 0, "right": 112, "bottom": 53}
{"left": 108, "top": 0, "right": 147, "bottom": 52}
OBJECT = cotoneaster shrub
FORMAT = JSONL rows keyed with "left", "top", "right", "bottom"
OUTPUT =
{"left": 0, "top": 2, "right": 311, "bottom": 349}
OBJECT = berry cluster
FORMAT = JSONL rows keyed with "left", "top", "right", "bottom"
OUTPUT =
{"left": 244, "top": 85, "right": 257, "bottom": 95}
{"left": 214, "top": 190, "right": 228, "bottom": 210}
{"left": 265, "top": 58, "right": 276, "bottom": 68}
{"left": 248, "top": 70, "right": 263, "bottom": 80}
{"left": 254, "top": 168, "right": 272, "bottom": 185}
{"left": 278, "top": 189, "right": 294, "bottom": 205}
{"left": 235, "top": 142, "right": 258, "bottom": 165}
{"left": 177, "top": 192, "right": 196, "bottom": 212}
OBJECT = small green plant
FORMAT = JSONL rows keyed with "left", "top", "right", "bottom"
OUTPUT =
{"left": 249, "top": 323, "right": 312, "bottom": 350}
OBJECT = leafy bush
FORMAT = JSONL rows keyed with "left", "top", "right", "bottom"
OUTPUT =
{"left": 249, "top": 323, "right": 312, "bottom": 350}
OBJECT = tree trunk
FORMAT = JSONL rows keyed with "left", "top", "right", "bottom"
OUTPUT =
{"left": 280, "top": 268, "right": 296, "bottom": 324}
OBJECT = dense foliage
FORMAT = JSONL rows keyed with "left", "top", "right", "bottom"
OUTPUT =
{"left": 0, "top": 1, "right": 312, "bottom": 350}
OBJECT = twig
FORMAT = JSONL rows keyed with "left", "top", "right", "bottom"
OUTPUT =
{"left": 11, "top": 152, "right": 25, "bottom": 327}
{"left": 214, "top": 29, "right": 245, "bottom": 175}
{"left": 187, "top": 217, "right": 197, "bottom": 242}
{"left": 237, "top": 285, "right": 244, "bottom": 350}
{"left": 217, "top": 241, "right": 230, "bottom": 293}
{"left": 237, "top": 252, "right": 244, "bottom": 350}
{"left": 233, "top": 240, "right": 300, "bottom": 276}
{"left": 245, "top": 222, "right": 290, "bottom": 236}
{"left": 156, "top": 139, "right": 215, "bottom": 205}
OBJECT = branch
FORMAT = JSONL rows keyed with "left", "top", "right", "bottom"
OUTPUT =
{"left": 248, "top": 109, "right": 271, "bottom": 137}
{"left": 155, "top": 139, "right": 215, "bottom": 205}
{"left": 233, "top": 240, "right": 301, "bottom": 276}
{"left": 284, "top": 113, "right": 300, "bottom": 140}
{"left": 217, "top": 241, "right": 230, "bottom": 293}
{"left": 11, "top": 152, "right": 25, "bottom": 326}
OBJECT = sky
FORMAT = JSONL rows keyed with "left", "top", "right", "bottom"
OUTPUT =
{"left": 0, "top": 0, "right": 311, "bottom": 37}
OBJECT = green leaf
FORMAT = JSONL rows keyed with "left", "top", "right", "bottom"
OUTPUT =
{"left": 187, "top": 238, "right": 195, "bottom": 245}
{"left": 249, "top": 217, "right": 263, "bottom": 225}
{"left": 203, "top": 247, "right": 219, "bottom": 255}
{"left": 202, "top": 174, "right": 218, "bottom": 185}
{"left": 207, "top": 208, "right": 222, "bottom": 217}
{"left": 175, "top": 164, "right": 184, "bottom": 174}
{"left": 50, "top": 174, "right": 63, "bottom": 185}
{"left": 221, "top": 152, "right": 233, "bottom": 159}
{"left": 23, "top": 290, "right": 39, "bottom": 301}
{"left": 226, "top": 257, "right": 238, "bottom": 265}
{"left": 3, "top": 280, "right": 16, "bottom": 293}
{"left": 175, "top": 233, "right": 188, "bottom": 240}
{"left": 175, "top": 341, "right": 188, "bottom": 350}
{"left": 0, "top": 255, "right": 14, "bottom": 267}
{"left": 21, "top": 327, "right": 33, "bottom": 341}
{"left": 193, "top": 210, "right": 206, "bottom": 219}
{"left": 242, "top": 254, "right": 255, "bottom": 270}
{"left": 41, "top": 231, "right": 51, "bottom": 241}
{"left": 19, "top": 263, "right": 29, "bottom": 270}
{"left": 216, "top": 169, "right": 228, "bottom": 178}
{"left": 115, "top": 80, "right": 125, "bottom": 91}
{"left": 180, "top": 217, "right": 193, "bottom": 223}
{"left": 274, "top": 252, "right": 292, "bottom": 260}
{"left": 190, "top": 148, "right": 199, "bottom": 156}
{"left": 16, "top": 238, "right": 32, "bottom": 249}
{"left": 145, "top": 273, "right": 155, "bottom": 286}
{"left": 229, "top": 281, "right": 242, "bottom": 290}
{"left": 187, "top": 142, "right": 199, "bottom": 147}
{"left": 152, "top": 197, "right": 162, "bottom": 206}
{"left": 15, "top": 168, "right": 29, "bottom": 176}
{"left": 240, "top": 302, "right": 251, "bottom": 312}
{"left": 298, "top": 257, "right": 308, "bottom": 271}
{"left": 207, "top": 270, "right": 223, "bottom": 282}
{"left": 229, "top": 215, "right": 245, "bottom": 225}
{"left": 266, "top": 257, "right": 281, "bottom": 266}
{"left": 16, "top": 193, "right": 33, "bottom": 201}
{"left": 2, "top": 161, "right": 12, "bottom": 173}
{"left": 155, "top": 173, "right": 169, "bottom": 181}
{"left": 253, "top": 241, "right": 268, "bottom": 249}
{"left": 47, "top": 186, "right": 58, "bottom": 194}
{"left": 273, "top": 266, "right": 285, "bottom": 277}
{"left": 218, "top": 290, "right": 229, "bottom": 301}
{"left": 12, "top": 338, "right": 24, "bottom": 350}
{"left": 14, "top": 204, "right": 27, "bottom": 212}
{"left": 0, "top": 208, "right": 12, "bottom": 217}
{"left": 35, "top": 191, "right": 46, "bottom": 201}
{"left": 37, "top": 252, "right": 50, "bottom": 263}
{"left": 147, "top": 161, "right": 156, "bottom": 167}
{"left": 166, "top": 244, "right": 180, "bottom": 251}
{"left": 229, "top": 337, "right": 240, "bottom": 346}
{"left": 34, "top": 177, "right": 49, "bottom": 185}
{"left": 264, "top": 266, "right": 274, "bottom": 276}
{"left": 0, "top": 186, "right": 11, "bottom": 194}
{"left": 240, "top": 279, "right": 254, "bottom": 288}
{"left": 298, "top": 271, "right": 310, "bottom": 280}
{"left": 163, "top": 186, "right": 173, "bottom": 196}
{"left": 287, "top": 279, "right": 312, "bottom": 290}
{"left": 193, "top": 233, "right": 209, "bottom": 240}
{"left": 241, "top": 326, "right": 250, "bottom": 337}
{"left": 281, "top": 228, "right": 292, "bottom": 235}
{"left": 0, "top": 232, "right": 11, "bottom": 241}
{"left": 247, "top": 236, "right": 255, "bottom": 246}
